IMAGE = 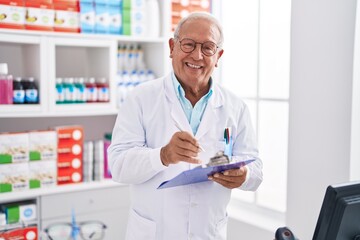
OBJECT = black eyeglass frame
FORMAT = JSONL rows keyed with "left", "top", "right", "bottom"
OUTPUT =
{"left": 44, "top": 220, "right": 107, "bottom": 240}
{"left": 175, "top": 37, "right": 220, "bottom": 56}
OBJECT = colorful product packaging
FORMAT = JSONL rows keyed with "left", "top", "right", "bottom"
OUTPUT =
{"left": 0, "top": 162, "right": 29, "bottom": 193}
{"left": 108, "top": 0, "right": 122, "bottom": 34}
{"left": 0, "top": 0, "right": 26, "bottom": 29}
{"left": 2, "top": 203, "right": 37, "bottom": 224}
{"left": 0, "top": 225, "right": 38, "bottom": 239}
{"left": 103, "top": 133, "right": 111, "bottom": 178}
{"left": 29, "top": 160, "right": 57, "bottom": 189}
{"left": 29, "top": 130, "right": 57, "bottom": 161}
{"left": 0, "top": 132, "right": 29, "bottom": 164}
{"left": 122, "top": 0, "right": 145, "bottom": 36}
{"left": 24, "top": 0, "right": 54, "bottom": 31}
{"left": 56, "top": 125, "right": 83, "bottom": 185}
{"left": 79, "top": 0, "right": 95, "bottom": 33}
{"left": 94, "top": 0, "right": 108, "bottom": 33}
{"left": 53, "top": 0, "right": 80, "bottom": 32}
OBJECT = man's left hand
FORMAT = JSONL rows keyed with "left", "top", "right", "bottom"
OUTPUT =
{"left": 208, "top": 166, "right": 247, "bottom": 189}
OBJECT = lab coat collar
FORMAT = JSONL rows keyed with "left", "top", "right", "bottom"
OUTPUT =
{"left": 163, "top": 73, "right": 224, "bottom": 139}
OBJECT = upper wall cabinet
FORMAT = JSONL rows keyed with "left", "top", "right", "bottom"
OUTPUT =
{"left": 0, "top": 0, "right": 172, "bottom": 117}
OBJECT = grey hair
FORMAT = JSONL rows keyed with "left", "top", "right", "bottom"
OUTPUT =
{"left": 173, "top": 12, "right": 224, "bottom": 48}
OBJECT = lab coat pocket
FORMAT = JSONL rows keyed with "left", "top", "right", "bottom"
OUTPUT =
{"left": 215, "top": 214, "right": 228, "bottom": 240}
{"left": 125, "top": 208, "right": 156, "bottom": 240}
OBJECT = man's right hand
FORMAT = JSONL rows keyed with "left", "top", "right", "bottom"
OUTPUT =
{"left": 160, "top": 131, "right": 202, "bottom": 166}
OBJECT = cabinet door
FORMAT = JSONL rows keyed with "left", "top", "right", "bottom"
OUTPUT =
{"left": 40, "top": 185, "right": 130, "bottom": 239}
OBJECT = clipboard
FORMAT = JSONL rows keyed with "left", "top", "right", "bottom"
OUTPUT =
{"left": 157, "top": 158, "right": 255, "bottom": 189}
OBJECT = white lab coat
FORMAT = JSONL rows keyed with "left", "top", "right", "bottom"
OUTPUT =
{"left": 108, "top": 73, "right": 263, "bottom": 240}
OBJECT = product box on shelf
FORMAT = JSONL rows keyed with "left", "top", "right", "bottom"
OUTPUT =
{"left": 24, "top": 0, "right": 55, "bottom": 31}
{"left": 28, "top": 130, "right": 57, "bottom": 161}
{"left": 55, "top": 125, "right": 83, "bottom": 185}
{"left": 53, "top": 0, "right": 80, "bottom": 32}
{"left": 108, "top": 0, "right": 122, "bottom": 35}
{"left": 122, "top": 0, "right": 145, "bottom": 36}
{"left": 94, "top": 0, "right": 108, "bottom": 34}
{"left": 122, "top": 0, "right": 144, "bottom": 10}
{"left": 1, "top": 202, "right": 37, "bottom": 224}
{"left": 57, "top": 167, "right": 82, "bottom": 184}
{"left": 0, "top": 0, "right": 26, "bottom": 29}
{"left": 0, "top": 162, "right": 29, "bottom": 193}
{"left": 29, "top": 160, "right": 57, "bottom": 189}
{"left": 103, "top": 133, "right": 111, "bottom": 178}
{"left": 56, "top": 125, "right": 83, "bottom": 143}
{"left": 0, "top": 132, "right": 29, "bottom": 164}
{"left": 79, "top": 0, "right": 95, "bottom": 33}
{"left": 171, "top": 0, "right": 211, "bottom": 32}
{"left": 0, "top": 225, "right": 38, "bottom": 239}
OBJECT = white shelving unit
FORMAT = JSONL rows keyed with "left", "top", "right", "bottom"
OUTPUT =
{"left": 0, "top": 1, "right": 172, "bottom": 238}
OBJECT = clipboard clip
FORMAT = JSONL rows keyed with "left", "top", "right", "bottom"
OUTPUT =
{"left": 206, "top": 151, "right": 230, "bottom": 167}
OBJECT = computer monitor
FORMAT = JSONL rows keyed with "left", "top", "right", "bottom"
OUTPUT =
{"left": 313, "top": 181, "right": 360, "bottom": 240}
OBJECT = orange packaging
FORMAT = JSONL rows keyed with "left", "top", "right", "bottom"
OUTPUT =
{"left": 56, "top": 125, "right": 83, "bottom": 185}
{"left": 24, "top": 0, "right": 54, "bottom": 31}
{"left": 57, "top": 156, "right": 82, "bottom": 169}
{"left": 56, "top": 125, "right": 83, "bottom": 143}
{"left": 57, "top": 167, "right": 82, "bottom": 184}
{"left": 53, "top": 0, "right": 79, "bottom": 33}
{"left": 0, "top": 226, "right": 38, "bottom": 239}
{"left": 171, "top": 0, "right": 212, "bottom": 32}
{"left": 0, "top": 0, "right": 25, "bottom": 29}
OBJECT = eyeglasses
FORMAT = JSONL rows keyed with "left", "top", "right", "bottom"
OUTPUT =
{"left": 44, "top": 221, "right": 107, "bottom": 240}
{"left": 177, "top": 38, "right": 219, "bottom": 56}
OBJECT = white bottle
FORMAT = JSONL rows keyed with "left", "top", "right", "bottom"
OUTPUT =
{"left": 146, "top": 0, "right": 160, "bottom": 37}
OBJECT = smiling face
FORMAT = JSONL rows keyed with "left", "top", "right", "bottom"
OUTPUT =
{"left": 169, "top": 17, "right": 224, "bottom": 93}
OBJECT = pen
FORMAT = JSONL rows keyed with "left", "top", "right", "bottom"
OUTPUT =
{"left": 174, "top": 122, "right": 205, "bottom": 152}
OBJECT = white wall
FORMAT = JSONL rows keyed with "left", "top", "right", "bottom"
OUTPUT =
{"left": 227, "top": 0, "right": 358, "bottom": 239}
{"left": 287, "top": 0, "right": 357, "bottom": 239}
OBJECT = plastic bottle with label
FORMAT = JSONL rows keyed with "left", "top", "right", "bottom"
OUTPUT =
{"left": 0, "top": 63, "right": 13, "bottom": 104}
{"left": 63, "top": 77, "right": 76, "bottom": 104}
{"left": 85, "top": 77, "right": 98, "bottom": 103}
{"left": 56, "top": 78, "right": 65, "bottom": 104}
{"left": 96, "top": 77, "right": 110, "bottom": 102}
{"left": 23, "top": 77, "right": 39, "bottom": 104}
{"left": 13, "top": 77, "right": 25, "bottom": 104}
{"left": 74, "top": 77, "right": 86, "bottom": 103}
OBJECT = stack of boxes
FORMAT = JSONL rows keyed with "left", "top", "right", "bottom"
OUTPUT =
{"left": 28, "top": 131, "right": 57, "bottom": 189}
{"left": 79, "top": 0, "right": 122, "bottom": 34}
{"left": 56, "top": 125, "right": 83, "bottom": 185}
{"left": 24, "top": 0, "right": 55, "bottom": 31}
{"left": 0, "top": 0, "right": 26, "bottom": 29}
{"left": 0, "top": 131, "right": 57, "bottom": 194}
{"left": 0, "top": 125, "right": 112, "bottom": 193}
{"left": 122, "top": 0, "right": 145, "bottom": 36}
{"left": 0, "top": 0, "right": 157, "bottom": 36}
{"left": 0, "top": 133, "right": 30, "bottom": 193}
{"left": 0, "top": 0, "right": 80, "bottom": 32}
{"left": 53, "top": 0, "right": 80, "bottom": 32}
{"left": 171, "top": 0, "right": 212, "bottom": 32}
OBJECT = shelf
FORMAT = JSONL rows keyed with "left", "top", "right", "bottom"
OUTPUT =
{"left": 0, "top": 28, "right": 167, "bottom": 44}
{"left": 0, "top": 180, "right": 126, "bottom": 203}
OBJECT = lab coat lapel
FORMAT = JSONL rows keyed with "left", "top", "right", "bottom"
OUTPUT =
{"left": 163, "top": 74, "right": 191, "bottom": 133}
{"left": 195, "top": 86, "right": 223, "bottom": 140}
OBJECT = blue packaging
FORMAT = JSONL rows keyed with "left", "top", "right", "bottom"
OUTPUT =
{"left": 108, "top": 0, "right": 122, "bottom": 34}
{"left": 80, "top": 0, "right": 96, "bottom": 33}
{"left": 95, "top": 0, "right": 109, "bottom": 34}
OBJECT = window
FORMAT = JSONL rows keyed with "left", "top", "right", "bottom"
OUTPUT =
{"left": 220, "top": 0, "right": 291, "bottom": 213}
